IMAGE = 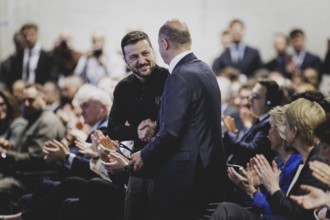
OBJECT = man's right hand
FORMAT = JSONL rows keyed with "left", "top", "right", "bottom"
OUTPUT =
{"left": 138, "top": 119, "right": 156, "bottom": 142}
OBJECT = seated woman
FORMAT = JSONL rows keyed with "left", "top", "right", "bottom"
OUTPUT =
{"left": 290, "top": 113, "right": 330, "bottom": 220}
{"left": 210, "top": 104, "right": 302, "bottom": 219}
{"left": 211, "top": 98, "right": 327, "bottom": 220}
{"left": 254, "top": 98, "right": 327, "bottom": 220}
{"left": 0, "top": 89, "right": 27, "bottom": 151}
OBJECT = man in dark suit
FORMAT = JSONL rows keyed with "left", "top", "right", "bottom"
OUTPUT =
{"left": 0, "top": 32, "right": 25, "bottom": 90}
{"left": 4, "top": 23, "right": 57, "bottom": 88}
{"left": 223, "top": 79, "right": 283, "bottom": 205}
{"left": 287, "top": 28, "right": 322, "bottom": 79}
{"left": 212, "top": 19, "right": 263, "bottom": 78}
{"left": 130, "top": 19, "right": 227, "bottom": 220}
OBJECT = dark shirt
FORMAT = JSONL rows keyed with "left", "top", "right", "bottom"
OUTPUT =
{"left": 107, "top": 65, "right": 169, "bottom": 152}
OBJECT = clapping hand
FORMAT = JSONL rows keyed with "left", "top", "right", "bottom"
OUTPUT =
{"left": 43, "top": 139, "right": 70, "bottom": 164}
{"left": 253, "top": 154, "right": 281, "bottom": 195}
{"left": 309, "top": 160, "right": 330, "bottom": 188}
{"left": 290, "top": 184, "right": 330, "bottom": 209}
{"left": 102, "top": 151, "right": 130, "bottom": 174}
{"left": 75, "top": 137, "right": 98, "bottom": 158}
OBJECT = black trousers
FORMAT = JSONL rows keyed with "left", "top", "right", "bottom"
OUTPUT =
{"left": 21, "top": 176, "right": 125, "bottom": 220}
{"left": 125, "top": 176, "right": 154, "bottom": 220}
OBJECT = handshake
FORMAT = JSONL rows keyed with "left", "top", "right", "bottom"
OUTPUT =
{"left": 138, "top": 119, "right": 156, "bottom": 142}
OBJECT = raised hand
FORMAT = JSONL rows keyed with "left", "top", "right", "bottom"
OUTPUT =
{"left": 75, "top": 137, "right": 98, "bottom": 158}
{"left": 43, "top": 139, "right": 70, "bottom": 164}
{"left": 253, "top": 154, "right": 281, "bottom": 195}
{"left": 102, "top": 151, "right": 130, "bottom": 174}
{"left": 309, "top": 160, "right": 330, "bottom": 188}
{"left": 290, "top": 184, "right": 330, "bottom": 209}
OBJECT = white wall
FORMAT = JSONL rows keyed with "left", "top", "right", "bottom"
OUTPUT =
{"left": 1, "top": 0, "right": 329, "bottom": 68}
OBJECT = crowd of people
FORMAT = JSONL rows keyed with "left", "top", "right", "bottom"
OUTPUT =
{"left": 0, "top": 18, "right": 329, "bottom": 220}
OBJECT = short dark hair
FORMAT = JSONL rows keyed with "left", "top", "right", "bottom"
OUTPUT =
{"left": 292, "top": 90, "right": 330, "bottom": 112}
{"left": 0, "top": 89, "right": 21, "bottom": 124}
{"left": 258, "top": 79, "right": 283, "bottom": 107}
{"left": 289, "top": 28, "right": 304, "bottom": 39}
{"left": 121, "top": 31, "right": 152, "bottom": 57}
{"left": 314, "top": 113, "right": 330, "bottom": 145}
{"left": 20, "top": 23, "right": 38, "bottom": 33}
{"left": 229, "top": 19, "right": 245, "bottom": 29}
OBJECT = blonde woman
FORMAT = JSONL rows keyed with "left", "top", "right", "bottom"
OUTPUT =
{"left": 253, "top": 98, "right": 326, "bottom": 220}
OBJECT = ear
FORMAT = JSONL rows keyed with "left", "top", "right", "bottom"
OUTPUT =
{"left": 292, "top": 126, "right": 298, "bottom": 138}
{"left": 161, "top": 38, "right": 169, "bottom": 50}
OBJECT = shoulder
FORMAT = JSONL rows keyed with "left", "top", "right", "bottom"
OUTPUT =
{"left": 11, "top": 117, "right": 27, "bottom": 128}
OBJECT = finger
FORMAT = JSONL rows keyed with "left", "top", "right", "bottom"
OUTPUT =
{"left": 289, "top": 195, "right": 303, "bottom": 205}
{"left": 299, "top": 184, "right": 313, "bottom": 193}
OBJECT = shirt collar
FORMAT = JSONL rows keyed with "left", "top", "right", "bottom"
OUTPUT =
{"left": 168, "top": 50, "right": 192, "bottom": 74}
{"left": 258, "top": 112, "right": 269, "bottom": 122}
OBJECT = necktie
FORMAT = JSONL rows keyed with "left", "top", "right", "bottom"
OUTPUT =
{"left": 25, "top": 49, "right": 31, "bottom": 80}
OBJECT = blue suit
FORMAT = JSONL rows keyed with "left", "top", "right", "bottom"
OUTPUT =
{"left": 248, "top": 152, "right": 302, "bottom": 215}
{"left": 212, "top": 46, "right": 263, "bottom": 77}
{"left": 141, "top": 53, "right": 227, "bottom": 216}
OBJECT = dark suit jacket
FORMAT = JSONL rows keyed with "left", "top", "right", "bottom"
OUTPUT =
{"left": 69, "top": 118, "right": 109, "bottom": 179}
{"left": 224, "top": 114, "right": 276, "bottom": 166}
{"left": 141, "top": 53, "right": 227, "bottom": 206}
{"left": 300, "top": 51, "right": 322, "bottom": 74}
{"left": 268, "top": 145, "right": 327, "bottom": 220}
{"left": 2, "top": 49, "right": 57, "bottom": 88}
{"left": 212, "top": 46, "right": 263, "bottom": 77}
{"left": 322, "top": 49, "right": 330, "bottom": 74}
{"left": 264, "top": 53, "right": 290, "bottom": 78}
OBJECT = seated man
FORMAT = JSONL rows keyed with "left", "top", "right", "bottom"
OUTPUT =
{"left": 0, "top": 83, "right": 65, "bottom": 213}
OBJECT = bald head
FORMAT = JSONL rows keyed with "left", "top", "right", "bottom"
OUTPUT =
{"left": 159, "top": 19, "right": 191, "bottom": 48}
{"left": 158, "top": 19, "right": 192, "bottom": 64}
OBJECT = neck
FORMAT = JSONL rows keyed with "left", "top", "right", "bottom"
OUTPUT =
{"left": 278, "top": 146, "right": 292, "bottom": 165}
{"left": 295, "top": 139, "right": 314, "bottom": 163}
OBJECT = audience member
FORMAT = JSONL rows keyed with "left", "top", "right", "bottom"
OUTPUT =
{"left": 248, "top": 98, "right": 327, "bottom": 220}
{"left": 0, "top": 89, "right": 27, "bottom": 150}
{"left": 130, "top": 19, "right": 227, "bottom": 220}
{"left": 286, "top": 28, "right": 322, "bottom": 81}
{"left": 322, "top": 39, "right": 330, "bottom": 74}
{"left": 290, "top": 113, "right": 330, "bottom": 219}
{"left": 19, "top": 23, "right": 57, "bottom": 84}
{"left": 220, "top": 30, "right": 232, "bottom": 50}
{"left": 210, "top": 104, "right": 302, "bottom": 219}
{"left": 0, "top": 32, "right": 26, "bottom": 90}
{"left": 0, "top": 83, "right": 65, "bottom": 213}
{"left": 74, "top": 30, "right": 126, "bottom": 85}
{"left": 52, "top": 29, "right": 82, "bottom": 79}
{"left": 217, "top": 76, "right": 244, "bottom": 133}
{"left": 11, "top": 80, "right": 25, "bottom": 106}
{"left": 223, "top": 79, "right": 282, "bottom": 205}
{"left": 302, "top": 67, "right": 320, "bottom": 89}
{"left": 43, "top": 81, "right": 61, "bottom": 113}
{"left": 264, "top": 33, "right": 290, "bottom": 78}
{"left": 212, "top": 19, "right": 263, "bottom": 78}
{"left": 96, "top": 76, "right": 121, "bottom": 101}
